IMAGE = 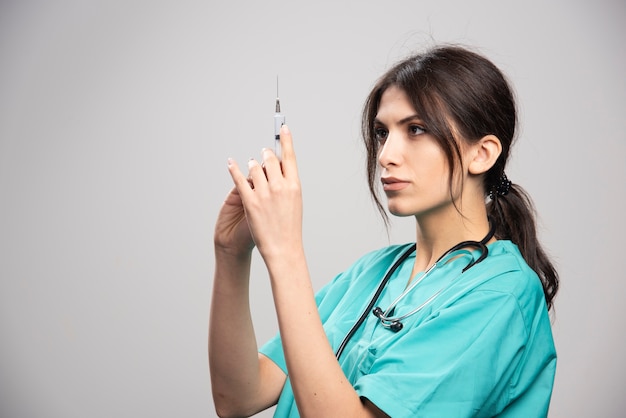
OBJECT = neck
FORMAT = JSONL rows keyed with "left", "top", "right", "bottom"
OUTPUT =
{"left": 412, "top": 207, "right": 492, "bottom": 274}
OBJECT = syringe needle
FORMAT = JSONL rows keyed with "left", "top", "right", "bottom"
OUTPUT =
{"left": 275, "top": 76, "right": 281, "bottom": 112}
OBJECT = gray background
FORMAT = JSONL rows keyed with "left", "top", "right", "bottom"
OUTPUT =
{"left": 1, "top": 0, "right": 624, "bottom": 417}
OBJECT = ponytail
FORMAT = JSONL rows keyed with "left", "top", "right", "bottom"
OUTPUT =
{"left": 487, "top": 184, "right": 559, "bottom": 310}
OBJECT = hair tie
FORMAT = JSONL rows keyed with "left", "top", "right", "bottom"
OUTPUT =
{"left": 489, "top": 173, "right": 512, "bottom": 199}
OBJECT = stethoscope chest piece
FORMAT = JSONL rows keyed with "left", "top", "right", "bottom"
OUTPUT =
{"left": 372, "top": 307, "right": 403, "bottom": 332}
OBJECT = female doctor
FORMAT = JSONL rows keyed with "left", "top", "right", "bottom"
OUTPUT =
{"left": 209, "top": 45, "right": 559, "bottom": 417}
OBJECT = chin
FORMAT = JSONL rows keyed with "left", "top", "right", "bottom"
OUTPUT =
{"left": 387, "top": 204, "right": 415, "bottom": 218}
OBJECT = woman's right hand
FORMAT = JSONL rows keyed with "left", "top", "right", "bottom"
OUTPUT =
{"left": 213, "top": 186, "right": 255, "bottom": 258}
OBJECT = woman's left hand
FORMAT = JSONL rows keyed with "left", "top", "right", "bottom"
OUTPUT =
{"left": 226, "top": 124, "right": 303, "bottom": 263}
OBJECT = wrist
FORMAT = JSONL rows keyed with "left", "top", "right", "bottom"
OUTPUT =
{"left": 213, "top": 241, "right": 254, "bottom": 260}
{"left": 259, "top": 238, "right": 304, "bottom": 262}
{"left": 213, "top": 247, "right": 253, "bottom": 294}
{"left": 262, "top": 245, "right": 308, "bottom": 281}
{"left": 214, "top": 244, "right": 253, "bottom": 265}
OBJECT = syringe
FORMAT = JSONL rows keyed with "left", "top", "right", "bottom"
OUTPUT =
{"left": 274, "top": 77, "right": 285, "bottom": 156}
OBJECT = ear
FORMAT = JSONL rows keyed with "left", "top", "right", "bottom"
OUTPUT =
{"left": 468, "top": 134, "right": 502, "bottom": 175}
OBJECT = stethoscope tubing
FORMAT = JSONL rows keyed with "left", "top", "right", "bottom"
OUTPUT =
{"left": 334, "top": 243, "right": 415, "bottom": 359}
{"left": 335, "top": 221, "right": 495, "bottom": 360}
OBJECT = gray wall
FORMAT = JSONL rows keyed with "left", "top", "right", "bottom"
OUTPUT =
{"left": 1, "top": 0, "right": 624, "bottom": 417}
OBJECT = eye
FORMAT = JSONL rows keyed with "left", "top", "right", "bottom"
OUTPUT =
{"left": 409, "top": 124, "right": 426, "bottom": 136}
{"left": 374, "top": 127, "right": 389, "bottom": 144}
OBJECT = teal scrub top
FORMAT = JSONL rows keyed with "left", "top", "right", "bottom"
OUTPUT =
{"left": 260, "top": 240, "right": 556, "bottom": 417}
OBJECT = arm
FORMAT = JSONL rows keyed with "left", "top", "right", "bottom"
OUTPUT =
{"left": 208, "top": 187, "right": 286, "bottom": 417}
{"left": 266, "top": 247, "right": 388, "bottom": 417}
{"left": 227, "top": 125, "right": 387, "bottom": 417}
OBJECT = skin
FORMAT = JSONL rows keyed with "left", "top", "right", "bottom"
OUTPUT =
{"left": 209, "top": 85, "right": 502, "bottom": 417}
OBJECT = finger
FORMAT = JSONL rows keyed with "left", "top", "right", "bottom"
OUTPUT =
{"left": 278, "top": 124, "right": 299, "bottom": 178}
{"left": 246, "top": 158, "right": 268, "bottom": 191}
{"left": 261, "top": 147, "right": 283, "bottom": 181}
{"left": 227, "top": 158, "right": 254, "bottom": 199}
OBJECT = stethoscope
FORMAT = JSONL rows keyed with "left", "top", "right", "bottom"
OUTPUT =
{"left": 335, "top": 221, "right": 495, "bottom": 360}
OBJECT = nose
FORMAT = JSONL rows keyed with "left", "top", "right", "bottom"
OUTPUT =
{"left": 378, "top": 132, "right": 402, "bottom": 168}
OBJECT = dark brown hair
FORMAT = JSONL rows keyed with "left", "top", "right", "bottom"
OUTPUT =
{"left": 362, "top": 45, "right": 558, "bottom": 309}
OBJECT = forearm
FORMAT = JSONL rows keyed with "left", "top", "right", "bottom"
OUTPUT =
{"left": 266, "top": 249, "right": 376, "bottom": 417}
{"left": 221, "top": 127, "right": 378, "bottom": 415}
{"left": 209, "top": 250, "right": 268, "bottom": 415}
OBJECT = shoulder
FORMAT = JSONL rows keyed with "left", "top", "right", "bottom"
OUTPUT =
{"left": 475, "top": 240, "right": 545, "bottom": 301}
{"left": 461, "top": 240, "right": 550, "bottom": 332}
{"left": 346, "top": 243, "right": 415, "bottom": 273}
{"left": 315, "top": 243, "right": 415, "bottom": 303}
{"left": 325, "top": 243, "right": 415, "bottom": 287}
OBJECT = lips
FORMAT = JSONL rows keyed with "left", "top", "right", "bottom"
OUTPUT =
{"left": 381, "top": 176, "right": 410, "bottom": 191}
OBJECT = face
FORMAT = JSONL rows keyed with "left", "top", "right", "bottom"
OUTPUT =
{"left": 375, "top": 86, "right": 465, "bottom": 218}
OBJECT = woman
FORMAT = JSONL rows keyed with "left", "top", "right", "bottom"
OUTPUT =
{"left": 209, "top": 45, "right": 558, "bottom": 417}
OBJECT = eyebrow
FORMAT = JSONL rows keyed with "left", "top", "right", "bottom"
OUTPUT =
{"left": 374, "top": 114, "right": 423, "bottom": 126}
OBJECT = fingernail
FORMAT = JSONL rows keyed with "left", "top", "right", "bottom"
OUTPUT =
{"left": 227, "top": 157, "right": 234, "bottom": 167}
{"left": 281, "top": 124, "right": 290, "bottom": 134}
